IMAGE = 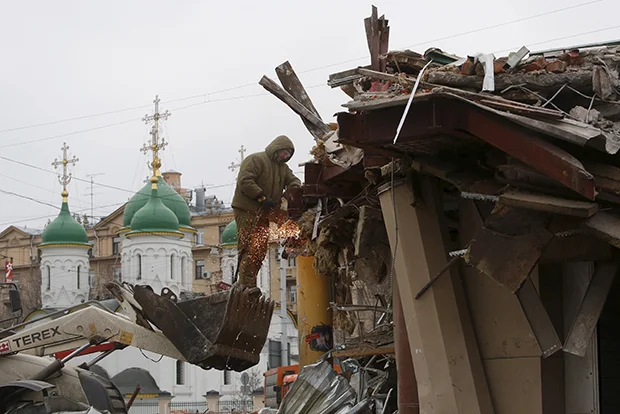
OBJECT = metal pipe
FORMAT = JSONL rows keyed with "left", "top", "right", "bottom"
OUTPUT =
{"left": 279, "top": 246, "right": 288, "bottom": 366}
{"left": 126, "top": 385, "right": 141, "bottom": 410}
{"left": 61, "top": 342, "right": 92, "bottom": 364}
{"left": 297, "top": 255, "right": 333, "bottom": 367}
{"left": 394, "top": 278, "right": 419, "bottom": 413}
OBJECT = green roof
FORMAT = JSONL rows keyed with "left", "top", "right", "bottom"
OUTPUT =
{"left": 220, "top": 220, "right": 237, "bottom": 247}
{"left": 123, "top": 176, "right": 192, "bottom": 229}
{"left": 40, "top": 201, "right": 89, "bottom": 247}
{"left": 128, "top": 182, "right": 183, "bottom": 236}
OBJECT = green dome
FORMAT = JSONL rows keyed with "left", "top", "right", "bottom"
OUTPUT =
{"left": 123, "top": 176, "right": 192, "bottom": 229}
{"left": 220, "top": 220, "right": 238, "bottom": 247}
{"left": 128, "top": 183, "right": 183, "bottom": 236}
{"left": 40, "top": 201, "right": 89, "bottom": 248}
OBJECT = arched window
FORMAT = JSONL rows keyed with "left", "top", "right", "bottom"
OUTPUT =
{"left": 46, "top": 266, "right": 51, "bottom": 290}
{"left": 137, "top": 254, "right": 142, "bottom": 280}
{"left": 170, "top": 254, "right": 175, "bottom": 280}
{"left": 77, "top": 265, "right": 81, "bottom": 289}
{"left": 181, "top": 257, "right": 186, "bottom": 282}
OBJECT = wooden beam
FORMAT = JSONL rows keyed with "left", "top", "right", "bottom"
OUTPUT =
{"left": 379, "top": 178, "right": 493, "bottom": 413}
{"left": 332, "top": 345, "right": 395, "bottom": 358}
{"left": 259, "top": 75, "right": 332, "bottom": 140}
{"left": 583, "top": 212, "right": 620, "bottom": 249}
{"left": 564, "top": 261, "right": 619, "bottom": 356}
{"left": 498, "top": 190, "right": 599, "bottom": 218}
{"left": 275, "top": 61, "right": 326, "bottom": 141}
{"left": 427, "top": 70, "right": 594, "bottom": 95}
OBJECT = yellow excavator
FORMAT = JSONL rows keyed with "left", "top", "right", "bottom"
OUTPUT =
{"left": 0, "top": 281, "right": 275, "bottom": 413}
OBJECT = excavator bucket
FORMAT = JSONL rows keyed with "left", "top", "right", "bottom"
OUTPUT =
{"left": 131, "top": 284, "right": 275, "bottom": 372}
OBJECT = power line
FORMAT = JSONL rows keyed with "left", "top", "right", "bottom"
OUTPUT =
{"left": 0, "top": 189, "right": 60, "bottom": 210}
{"left": 0, "top": 175, "right": 236, "bottom": 228}
{"left": 496, "top": 23, "right": 620, "bottom": 54}
{"left": 0, "top": 0, "right": 604, "bottom": 137}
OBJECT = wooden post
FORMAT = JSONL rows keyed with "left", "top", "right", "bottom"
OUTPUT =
{"left": 378, "top": 177, "right": 493, "bottom": 413}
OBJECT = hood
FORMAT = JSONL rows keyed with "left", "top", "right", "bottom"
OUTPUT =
{"left": 265, "top": 135, "right": 295, "bottom": 162}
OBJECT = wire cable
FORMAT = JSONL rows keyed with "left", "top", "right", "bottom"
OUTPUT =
{"left": 0, "top": 0, "right": 604, "bottom": 136}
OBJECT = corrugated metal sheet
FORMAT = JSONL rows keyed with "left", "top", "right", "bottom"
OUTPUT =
{"left": 279, "top": 360, "right": 357, "bottom": 414}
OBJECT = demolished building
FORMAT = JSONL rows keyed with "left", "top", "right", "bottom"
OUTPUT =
{"left": 261, "top": 6, "right": 620, "bottom": 414}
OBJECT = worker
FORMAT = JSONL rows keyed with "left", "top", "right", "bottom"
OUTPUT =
{"left": 231, "top": 135, "right": 301, "bottom": 289}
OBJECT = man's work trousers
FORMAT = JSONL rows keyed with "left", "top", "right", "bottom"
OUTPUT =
{"left": 234, "top": 208, "right": 270, "bottom": 287}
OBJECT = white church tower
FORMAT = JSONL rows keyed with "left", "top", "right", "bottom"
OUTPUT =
{"left": 119, "top": 95, "right": 194, "bottom": 295}
{"left": 39, "top": 142, "right": 91, "bottom": 308}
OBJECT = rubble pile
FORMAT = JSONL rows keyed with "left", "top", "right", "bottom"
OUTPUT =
{"left": 334, "top": 43, "right": 620, "bottom": 158}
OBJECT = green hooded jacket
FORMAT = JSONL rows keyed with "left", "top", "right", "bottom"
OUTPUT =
{"left": 232, "top": 135, "right": 301, "bottom": 213}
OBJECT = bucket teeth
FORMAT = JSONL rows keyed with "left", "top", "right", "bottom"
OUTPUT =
{"left": 132, "top": 284, "right": 275, "bottom": 372}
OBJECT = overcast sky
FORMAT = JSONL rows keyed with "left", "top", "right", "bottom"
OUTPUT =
{"left": 0, "top": 0, "right": 618, "bottom": 232}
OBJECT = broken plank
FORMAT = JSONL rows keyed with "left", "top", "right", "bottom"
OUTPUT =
{"left": 582, "top": 212, "right": 620, "bottom": 249}
{"left": 478, "top": 99, "right": 564, "bottom": 120}
{"left": 357, "top": 68, "right": 416, "bottom": 86}
{"left": 498, "top": 190, "right": 599, "bottom": 218}
{"left": 516, "top": 277, "right": 563, "bottom": 357}
{"left": 276, "top": 61, "right": 325, "bottom": 141}
{"left": 328, "top": 66, "right": 369, "bottom": 88}
{"left": 564, "top": 261, "right": 619, "bottom": 356}
{"left": 259, "top": 75, "right": 331, "bottom": 139}
{"left": 465, "top": 225, "right": 554, "bottom": 293}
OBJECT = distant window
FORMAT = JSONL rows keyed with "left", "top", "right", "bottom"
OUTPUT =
{"left": 170, "top": 254, "right": 175, "bottom": 280}
{"left": 77, "top": 265, "right": 81, "bottom": 289}
{"left": 113, "top": 267, "right": 121, "bottom": 282}
{"left": 196, "top": 229, "right": 205, "bottom": 246}
{"left": 195, "top": 260, "right": 205, "bottom": 280}
{"left": 287, "top": 256, "right": 296, "bottom": 268}
{"left": 46, "top": 266, "right": 51, "bottom": 290}
{"left": 176, "top": 360, "right": 185, "bottom": 385}
{"left": 289, "top": 285, "right": 297, "bottom": 303}
{"left": 224, "top": 369, "right": 231, "bottom": 385}
{"left": 112, "top": 238, "right": 120, "bottom": 255}
{"left": 89, "top": 270, "right": 95, "bottom": 287}
{"left": 181, "top": 257, "right": 186, "bottom": 281}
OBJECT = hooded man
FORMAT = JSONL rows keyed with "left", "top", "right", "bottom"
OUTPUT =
{"left": 231, "top": 135, "right": 301, "bottom": 288}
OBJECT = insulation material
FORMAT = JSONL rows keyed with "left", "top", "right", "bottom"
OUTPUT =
{"left": 279, "top": 360, "right": 357, "bottom": 414}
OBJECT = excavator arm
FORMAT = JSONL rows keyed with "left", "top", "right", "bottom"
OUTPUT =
{"left": 0, "top": 282, "right": 275, "bottom": 372}
{"left": 0, "top": 306, "right": 185, "bottom": 360}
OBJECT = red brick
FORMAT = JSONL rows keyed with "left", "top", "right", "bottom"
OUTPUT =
{"left": 545, "top": 60, "right": 567, "bottom": 73}
{"left": 521, "top": 57, "right": 547, "bottom": 72}
{"left": 460, "top": 59, "right": 476, "bottom": 75}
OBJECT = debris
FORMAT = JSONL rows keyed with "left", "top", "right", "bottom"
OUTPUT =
{"left": 278, "top": 360, "right": 357, "bottom": 414}
{"left": 570, "top": 105, "right": 601, "bottom": 123}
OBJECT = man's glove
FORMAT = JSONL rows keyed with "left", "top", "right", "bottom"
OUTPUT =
{"left": 257, "top": 195, "right": 276, "bottom": 211}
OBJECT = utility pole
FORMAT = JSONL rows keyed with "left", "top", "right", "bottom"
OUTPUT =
{"left": 228, "top": 145, "right": 247, "bottom": 174}
{"left": 279, "top": 245, "right": 289, "bottom": 366}
{"left": 85, "top": 173, "right": 104, "bottom": 223}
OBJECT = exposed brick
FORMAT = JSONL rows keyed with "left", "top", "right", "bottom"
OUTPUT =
{"left": 545, "top": 60, "right": 568, "bottom": 73}
{"left": 460, "top": 59, "right": 476, "bottom": 75}
{"left": 521, "top": 57, "right": 547, "bottom": 72}
{"left": 494, "top": 59, "right": 507, "bottom": 74}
